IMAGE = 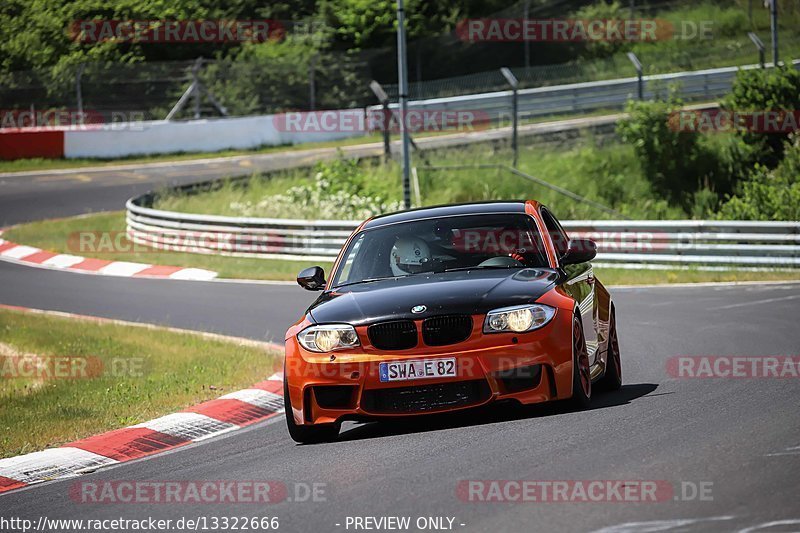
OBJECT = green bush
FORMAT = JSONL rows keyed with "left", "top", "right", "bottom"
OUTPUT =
{"left": 228, "top": 155, "right": 403, "bottom": 219}
{"left": 156, "top": 140, "right": 685, "bottom": 221}
{"left": 717, "top": 135, "right": 800, "bottom": 220}
{"left": 616, "top": 94, "right": 722, "bottom": 209}
{"left": 722, "top": 65, "right": 800, "bottom": 168}
{"left": 573, "top": 1, "right": 630, "bottom": 60}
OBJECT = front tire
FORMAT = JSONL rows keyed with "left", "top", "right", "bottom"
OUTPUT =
{"left": 569, "top": 315, "right": 592, "bottom": 409}
{"left": 284, "top": 376, "right": 340, "bottom": 444}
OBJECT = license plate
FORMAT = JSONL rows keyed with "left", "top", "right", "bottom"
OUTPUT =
{"left": 379, "top": 358, "right": 457, "bottom": 382}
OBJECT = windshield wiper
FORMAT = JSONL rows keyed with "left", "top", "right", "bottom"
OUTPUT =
{"left": 443, "top": 265, "right": 522, "bottom": 273}
{"left": 332, "top": 275, "right": 408, "bottom": 289}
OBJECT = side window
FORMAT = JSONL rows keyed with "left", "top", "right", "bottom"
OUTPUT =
{"left": 540, "top": 208, "right": 570, "bottom": 259}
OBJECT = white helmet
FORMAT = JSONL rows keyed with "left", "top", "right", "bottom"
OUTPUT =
{"left": 390, "top": 237, "right": 431, "bottom": 276}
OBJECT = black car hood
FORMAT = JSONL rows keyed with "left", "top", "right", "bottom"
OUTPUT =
{"left": 308, "top": 268, "right": 560, "bottom": 326}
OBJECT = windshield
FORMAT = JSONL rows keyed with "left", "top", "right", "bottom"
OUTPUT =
{"left": 331, "top": 213, "right": 549, "bottom": 288}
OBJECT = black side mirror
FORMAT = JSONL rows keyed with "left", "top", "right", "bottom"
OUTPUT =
{"left": 297, "top": 266, "right": 326, "bottom": 291}
{"left": 562, "top": 238, "right": 597, "bottom": 265}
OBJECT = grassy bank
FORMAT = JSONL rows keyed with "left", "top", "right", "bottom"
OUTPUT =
{"left": 155, "top": 140, "right": 686, "bottom": 221}
{"left": 0, "top": 308, "right": 282, "bottom": 458}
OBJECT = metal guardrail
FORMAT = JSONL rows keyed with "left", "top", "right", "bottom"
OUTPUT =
{"left": 126, "top": 196, "right": 800, "bottom": 268}
{"left": 369, "top": 60, "right": 800, "bottom": 124}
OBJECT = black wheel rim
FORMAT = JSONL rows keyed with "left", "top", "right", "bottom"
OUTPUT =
{"left": 574, "top": 320, "right": 591, "bottom": 397}
{"left": 610, "top": 312, "right": 621, "bottom": 381}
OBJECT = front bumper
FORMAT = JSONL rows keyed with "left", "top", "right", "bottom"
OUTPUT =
{"left": 284, "top": 310, "right": 574, "bottom": 426}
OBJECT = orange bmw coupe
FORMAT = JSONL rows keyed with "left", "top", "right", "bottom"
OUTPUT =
{"left": 283, "top": 201, "right": 621, "bottom": 443}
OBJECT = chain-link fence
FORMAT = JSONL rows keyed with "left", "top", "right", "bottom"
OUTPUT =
{"left": 1, "top": 0, "right": 798, "bottom": 124}
{"left": 383, "top": 34, "right": 800, "bottom": 100}
{"left": 0, "top": 52, "right": 376, "bottom": 123}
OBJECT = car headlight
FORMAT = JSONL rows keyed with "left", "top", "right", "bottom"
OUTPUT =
{"left": 298, "top": 324, "right": 360, "bottom": 353}
{"left": 484, "top": 304, "right": 556, "bottom": 333}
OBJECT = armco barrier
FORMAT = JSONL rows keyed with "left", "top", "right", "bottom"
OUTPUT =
{"left": 126, "top": 196, "right": 800, "bottom": 268}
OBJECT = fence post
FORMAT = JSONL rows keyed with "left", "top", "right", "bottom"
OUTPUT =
{"left": 523, "top": 0, "right": 530, "bottom": 69}
{"left": 75, "top": 63, "right": 85, "bottom": 125}
{"left": 748, "top": 32, "right": 766, "bottom": 69}
{"left": 626, "top": 52, "right": 643, "bottom": 100}
{"left": 767, "top": 0, "right": 778, "bottom": 65}
{"left": 192, "top": 58, "right": 203, "bottom": 119}
{"left": 369, "top": 80, "right": 391, "bottom": 162}
{"left": 500, "top": 67, "right": 519, "bottom": 167}
{"left": 309, "top": 53, "right": 317, "bottom": 111}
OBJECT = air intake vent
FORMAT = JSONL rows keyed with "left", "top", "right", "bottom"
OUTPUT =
{"left": 422, "top": 315, "right": 473, "bottom": 346}
{"left": 361, "top": 380, "right": 491, "bottom": 413}
{"left": 368, "top": 320, "right": 418, "bottom": 350}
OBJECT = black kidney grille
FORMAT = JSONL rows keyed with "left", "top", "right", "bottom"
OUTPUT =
{"left": 368, "top": 320, "right": 418, "bottom": 350}
{"left": 422, "top": 315, "right": 473, "bottom": 346}
{"left": 361, "top": 380, "right": 491, "bottom": 413}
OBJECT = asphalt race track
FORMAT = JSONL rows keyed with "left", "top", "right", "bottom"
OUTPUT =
{"left": 1, "top": 150, "right": 799, "bottom": 532}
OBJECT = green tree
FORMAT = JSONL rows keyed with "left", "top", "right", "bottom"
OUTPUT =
{"left": 722, "top": 65, "right": 800, "bottom": 169}
{"left": 573, "top": 1, "right": 630, "bottom": 60}
{"left": 717, "top": 135, "right": 800, "bottom": 221}
{"left": 317, "top": 0, "right": 510, "bottom": 50}
{"left": 617, "top": 94, "right": 722, "bottom": 209}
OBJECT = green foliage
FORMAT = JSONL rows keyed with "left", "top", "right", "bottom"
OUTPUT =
{"left": 227, "top": 156, "right": 404, "bottom": 219}
{"left": 0, "top": 0, "right": 268, "bottom": 74}
{"left": 616, "top": 94, "right": 723, "bottom": 208}
{"left": 319, "top": 0, "right": 396, "bottom": 49}
{"left": 0, "top": 0, "right": 510, "bottom": 74}
{"left": 318, "top": 0, "right": 508, "bottom": 49}
{"left": 200, "top": 28, "right": 368, "bottom": 115}
{"left": 154, "top": 139, "right": 685, "bottom": 221}
{"left": 722, "top": 65, "right": 800, "bottom": 168}
{"left": 717, "top": 135, "right": 800, "bottom": 220}
{"left": 689, "top": 187, "right": 720, "bottom": 219}
{"left": 615, "top": 68, "right": 800, "bottom": 220}
{"left": 573, "top": 1, "right": 630, "bottom": 60}
{"left": 2, "top": 0, "right": 799, "bottom": 120}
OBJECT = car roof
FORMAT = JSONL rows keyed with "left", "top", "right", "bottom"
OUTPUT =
{"left": 362, "top": 200, "right": 539, "bottom": 230}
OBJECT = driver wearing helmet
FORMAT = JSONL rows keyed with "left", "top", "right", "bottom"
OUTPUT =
{"left": 390, "top": 237, "right": 432, "bottom": 276}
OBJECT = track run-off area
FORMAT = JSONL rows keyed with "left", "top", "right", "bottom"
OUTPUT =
{"left": 0, "top": 135, "right": 798, "bottom": 532}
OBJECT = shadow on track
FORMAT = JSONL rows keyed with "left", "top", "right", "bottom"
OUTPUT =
{"left": 333, "top": 383, "right": 658, "bottom": 443}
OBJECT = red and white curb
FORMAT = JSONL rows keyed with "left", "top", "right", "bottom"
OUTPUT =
{"left": 0, "top": 373, "right": 285, "bottom": 494}
{"left": 0, "top": 232, "right": 217, "bottom": 281}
